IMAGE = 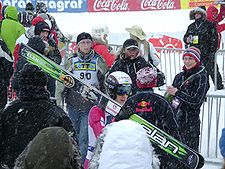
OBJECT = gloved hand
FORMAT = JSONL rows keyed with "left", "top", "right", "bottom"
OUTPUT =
{"left": 80, "top": 85, "right": 98, "bottom": 102}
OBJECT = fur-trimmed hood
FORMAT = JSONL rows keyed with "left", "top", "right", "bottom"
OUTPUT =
{"left": 189, "top": 7, "right": 207, "bottom": 20}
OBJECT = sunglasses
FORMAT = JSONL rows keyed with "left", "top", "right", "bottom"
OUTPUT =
{"left": 116, "top": 84, "right": 132, "bottom": 96}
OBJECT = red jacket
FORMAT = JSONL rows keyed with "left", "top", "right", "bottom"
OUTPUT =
{"left": 207, "top": 5, "right": 225, "bottom": 48}
{"left": 92, "top": 41, "right": 115, "bottom": 68}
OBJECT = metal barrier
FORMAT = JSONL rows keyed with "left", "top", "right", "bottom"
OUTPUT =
{"left": 109, "top": 44, "right": 225, "bottom": 165}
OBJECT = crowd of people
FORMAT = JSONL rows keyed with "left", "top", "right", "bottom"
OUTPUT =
{"left": 0, "top": 1, "right": 225, "bottom": 169}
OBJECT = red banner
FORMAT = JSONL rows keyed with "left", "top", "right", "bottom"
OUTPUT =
{"left": 88, "top": 0, "right": 181, "bottom": 12}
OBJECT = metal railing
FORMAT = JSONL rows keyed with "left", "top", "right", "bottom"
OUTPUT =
{"left": 109, "top": 44, "right": 225, "bottom": 164}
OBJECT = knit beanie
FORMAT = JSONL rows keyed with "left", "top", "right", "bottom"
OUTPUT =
{"left": 18, "top": 63, "right": 48, "bottom": 88}
{"left": 183, "top": 46, "right": 201, "bottom": 64}
{"left": 136, "top": 67, "right": 157, "bottom": 89}
{"left": 76, "top": 32, "right": 93, "bottom": 44}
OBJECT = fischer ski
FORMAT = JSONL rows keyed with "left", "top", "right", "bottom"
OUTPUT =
{"left": 19, "top": 43, "right": 204, "bottom": 169}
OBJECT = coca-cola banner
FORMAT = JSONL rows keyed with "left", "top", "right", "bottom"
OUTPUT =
{"left": 88, "top": 0, "right": 181, "bottom": 12}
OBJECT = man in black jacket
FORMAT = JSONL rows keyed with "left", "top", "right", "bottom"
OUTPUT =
{"left": 0, "top": 64, "right": 76, "bottom": 169}
{"left": 183, "top": 7, "right": 224, "bottom": 90}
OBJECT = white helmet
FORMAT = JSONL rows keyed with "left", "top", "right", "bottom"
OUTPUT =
{"left": 105, "top": 71, "right": 132, "bottom": 99}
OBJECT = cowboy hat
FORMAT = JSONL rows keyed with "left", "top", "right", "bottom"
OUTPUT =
{"left": 125, "top": 25, "right": 147, "bottom": 41}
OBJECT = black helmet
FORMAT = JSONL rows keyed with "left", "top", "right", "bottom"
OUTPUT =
{"left": 36, "top": 1, "right": 47, "bottom": 14}
{"left": 105, "top": 71, "right": 132, "bottom": 99}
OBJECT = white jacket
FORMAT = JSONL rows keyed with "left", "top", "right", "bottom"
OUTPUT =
{"left": 89, "top": 120, "right": 159, "bottom": 169}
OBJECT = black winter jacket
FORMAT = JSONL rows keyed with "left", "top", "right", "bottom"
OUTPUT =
{"left": 183, "top": 18, "right": 218, "bottom": 60}
{"left": 108, "top": 56, "right": 151, "bottom": 94}
{"left": 0, "top": 88, "right": 75, "bottom": 168}
{"left": 172, "top": 66, "right": 209, "bottom": 119}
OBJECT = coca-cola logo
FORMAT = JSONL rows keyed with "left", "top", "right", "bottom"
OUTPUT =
{"left": 141, "top": 0, "right": 176, "bottom": 10}
{"left": 93, "top": 0, "right": 129, "bottom": 11}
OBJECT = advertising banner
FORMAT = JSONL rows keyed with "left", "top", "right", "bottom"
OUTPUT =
{"left": 181, "top": 0, "right": 217, "bottom": 9}
{"left": 0, "top": 0, "right": 87, "bottom": 12}
{"left": 88, "top": 0, "right": 181, "bottom": 12}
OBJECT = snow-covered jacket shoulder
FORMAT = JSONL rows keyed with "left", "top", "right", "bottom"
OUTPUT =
{"left": 173, "top": 66, "right": 209, "bottom": 111}
{"left": 14, "top": 127, "right": 82, "bottom": 169}
{"left": 89, "top": 120, "right": 159, "bottom": 169}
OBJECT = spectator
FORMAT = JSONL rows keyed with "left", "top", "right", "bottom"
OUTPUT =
{"left": 13, "top": 21, "right": 61, "bottom": 98}
{"left": 166, "top": 46, "right": 209, "bottom": 155}
{"left": 25, "top": 2, "right": 35, "bottom": 23}
{"left": 62, "top": 32, "right": 107, "bottom": 165}
{"left": 0, "top": 6, "right": 25, "bottom": 54}
{"left": 116, "top": 66, "right": 181, "bottom": 168}
{"left": 84, "top": 71, "right": 132, "bottom": 169}
{"left": 126, "top": 25, "right": 160, "bottom": 67}
{"left": 91, "top": 26, "right": 116, "bottom": 68}
{"left": 207, "top": 4, "right": 225, "bottom": 49}
{"left": 35, "top": 1, "right": 67, "bottom": 43}
{"left": 89, "top": 120, "right": 160, "bottom": 169}
{"left": 108, "top": 38, "right": 156, "bottom": 95}
{"left": 183, "top": 7, "right": 224, "bottom": 90}
{"left": 14, "top": 127, "right": 82, "bottom": 169}
{"left": 0, "top": 64, "right": 75, "bottom": 168}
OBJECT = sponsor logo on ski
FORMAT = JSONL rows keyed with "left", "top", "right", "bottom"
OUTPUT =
{"left": 142, "top": 124, "right": 179, "bottom": 154}
{"left": 141, "top": 0, "right": 176, "bottom": 10}
{"left": 93, "top": 0, "right": 129, "bottom": 11}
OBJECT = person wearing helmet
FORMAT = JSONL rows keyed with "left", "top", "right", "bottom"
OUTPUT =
{"left": 91, "top": 26, "right": 116, "bottom": 68}
{"left": 35, "top": 1, "right": 67, "bottom": 43}
{"left": 84, "top": 71, "right": 132, "bottom": 169}
{"left": 115, "top": 66, "right": 182, "bottom": 168}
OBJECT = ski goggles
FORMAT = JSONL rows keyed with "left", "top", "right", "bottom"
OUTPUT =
{"left": 116, "top": 84, "right": 132, "bottom": 96}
